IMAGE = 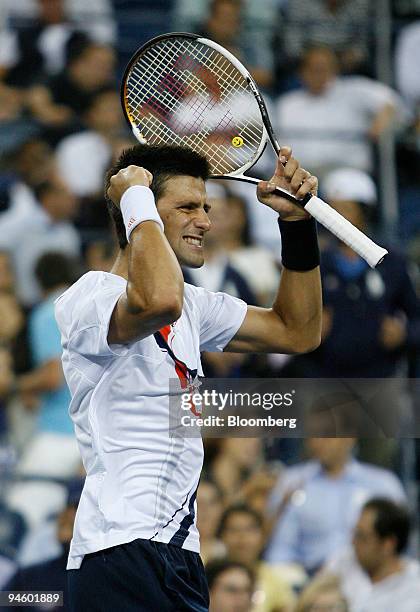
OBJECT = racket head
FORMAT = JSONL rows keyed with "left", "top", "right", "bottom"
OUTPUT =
{"left": 121, "top": 32, "right": 268, "bottom": 178}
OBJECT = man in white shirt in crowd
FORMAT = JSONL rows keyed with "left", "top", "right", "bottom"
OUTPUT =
{"left": 275, "top": 45, "right": 404, "bottom": 179}
{"left": 55, "top": 142, "right": 321, "bottom": 611}
{"left": 265, "top": 438, "right": 406, "bottom": 573}
{"left": 0, "top": 171, "right": 80, "bottom": 306}
{"left": 324, "top": 497, "right": 420, "bottom": 612}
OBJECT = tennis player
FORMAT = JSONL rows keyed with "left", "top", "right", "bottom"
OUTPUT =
{"left": 55, "top": 143, "right": 321, "bottom": 611}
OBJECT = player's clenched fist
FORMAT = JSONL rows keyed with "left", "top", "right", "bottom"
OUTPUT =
{"left": 107, "top": 165, "right": 153, "bottom": 207}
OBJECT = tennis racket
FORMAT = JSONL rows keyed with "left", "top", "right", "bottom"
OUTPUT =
{"left": 121, "top": 32, "right": 387, "bottom": 267}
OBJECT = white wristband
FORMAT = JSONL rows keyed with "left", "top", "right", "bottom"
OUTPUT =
{"left": 120, "top": 185, "right": 164, "bottom": 242}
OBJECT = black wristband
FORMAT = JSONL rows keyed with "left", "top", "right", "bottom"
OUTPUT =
{"left": 278, "top": 217, "right": 320, "bottom": 271}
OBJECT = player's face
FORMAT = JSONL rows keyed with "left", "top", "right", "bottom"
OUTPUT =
{"left": 157, "top": 176, "right": 211, "bottom": 268}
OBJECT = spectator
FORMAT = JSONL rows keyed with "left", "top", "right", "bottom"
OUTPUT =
{"left": 196, "top": 478, "right": 225, "bottom": 564}
{"left": 279, "top": 0, "right": 372, "bottom": 75}
{"left": 0, "top": 250, "right": 15, "bottom": 293}
{"left": 206, "top": 558, "right": 254, "bottom": 612}
{"left": 0, "top": 347, "right": 14, "bottom": 437}
{"left": 324, "top": 498, "right": 420, "bottom": 611}
{"left": 275, "top": 46, "right": 404, "bottom": 178}
{"left": 206, "top": 438, "right": 263, "bottom": 503}
{"left": 212, "top": 186, "right": 280, "bottom": 306}
{"left": 293, "top": 167, "right": 420, "bottom": 379}
{"left": 26, "top": 34, "right": 116, "bottom": 128}
{"left": 265, "top": 438, "right": 406, "bottom": 573}
{"left": 197, "top": 0, "right": 274, "bottom": 89}
{"left": 0, "top": 172, "right": 80, "bottom": 305}
{"left": 56, "top": 88, "right": 125, "bottom": 198}
{"left": 295, "top": 574, "right": 348, "bottom": 612}
{"left": 3, "top": 0, "right": 77, "bottom": 87}
{"left": 84, "top": 238, "right": 116, "bottom": 272}
{"left": 395, "top": 21, "right": 420, "bottom": 114}
{"left": 0, "top": 137, "right": 54, "bottom": 225}
{"left": 219, "top": 504, "right": 296, "bottom": 612}
{"left": 5, "top": 253, "right": 80, "bottom": 528}
{"left": 5, "top": 477, "right": 84, "bottom": 612}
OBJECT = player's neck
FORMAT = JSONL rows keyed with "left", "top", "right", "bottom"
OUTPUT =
{"left": 110, "top": 249, "right": 129, "bottom": 280}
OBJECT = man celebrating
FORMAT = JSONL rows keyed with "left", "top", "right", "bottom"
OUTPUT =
{"left": 55, "top": 143, "right": 321, "bottom": 611}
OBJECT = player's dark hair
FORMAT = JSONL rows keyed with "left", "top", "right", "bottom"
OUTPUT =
{"left": 363, "top": 498, "right": 411, "bottom": 554}
{"left": 105, "top": 144, "right": 210, "bottom": 249}
{"left": 205, "top": 558, "right": 254, "bottom": 591}
{"left": 34, "top": 252, "right": 77, "bottom": 290}
{"left": 217, "top": 503, "right": 263, "bottom": 538}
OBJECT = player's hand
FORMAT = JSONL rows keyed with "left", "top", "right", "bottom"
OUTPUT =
{"left": 257, "top": 146, "right": 318, "bottom": 221}
{"left": 107, "top": 165, "right": 153, "bottom": 208}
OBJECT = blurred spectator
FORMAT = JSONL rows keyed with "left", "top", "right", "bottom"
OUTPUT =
{"left": 0, "top": 347, "right": 15, "bottom": 437}
{"left": 206, "top": 438, "right": 264, "bottom": 503}
{"left": 196, "top": 0, "right": 274, "bottom": 89}
{"left": 0, "top": 503, "right": 26, "bottom": 587}
{"left": 211, "top": 185, "right": 280, "bottom": 306}
{"left": 0, "top": 292, "right": 24, "bottom": 347}
{"left": 395, "top": 21, "right": 420, "bottom": 114}
{"left": 206, "top": 558, "right": 255, "bottom": 612}
{"left": 279, "top": 0, "right": 372, "bottom": 75}
{"left": 84, "top": 238, "right": 116, "bottom": 272}
{"left": 0, "top": 172, "right": 80, "bottom": 305}
{"left": 275, "top": 46, "right": 404, "bottom": 178}
{"left": 196, "top": 478, "right": 225, "bottom": 564}
{"left": 265, "top": 438, "right": 406, "bottom": 573}
{"left": 0, "top": 138, "right": 54, "bottom": 224}
{"left": 2, "top": 0, "right": 79, "bottom": 87}
{"left": 295, "top": 574, "right": 349, "bottom": 612}
{"left": 218, "top": 503, "right": 296, "bottom": 612}
{"left": 5, "top": 477, "right": 84, "bottom": 612}
{"left": 56, "top": 88, "right": 125, "bottom": 198}
{"left": 173, "top": 0, "right": 279, "bottom": 40}
{"left": 5, "top": 253, "right": 80, "bottom": 528}
{"left": 324, "top": 498, "right": 420, "bottom": 611}
{"left": 0, "top": 250, "right": 15, "bottom": 293}
{"left": 292, "top": 168, "right": 420, "bottom": 379}
{"left": 0, "top": 0, "right": 115, "bottom": 51}
{"left": 26, "top": 34, "right": 116, "bottom": 128}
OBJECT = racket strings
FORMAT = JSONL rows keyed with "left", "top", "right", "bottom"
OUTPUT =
{"left": 124, "top": 37, "right": 265, "bottom": 175}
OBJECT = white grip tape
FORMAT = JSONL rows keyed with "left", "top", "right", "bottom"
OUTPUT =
{"left": 304, "top": 196, "right": 388, "bottom": 268}
{"left": 120, "top": 185, "right": 164, "bottom": 242}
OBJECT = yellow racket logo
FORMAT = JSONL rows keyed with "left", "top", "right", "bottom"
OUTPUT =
{"left": 231, "top": 136, "right": 244, "bottom": 148}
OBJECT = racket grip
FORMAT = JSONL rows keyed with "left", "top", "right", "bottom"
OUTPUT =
{"left": 304, "top": 196, "right": 388, "bottom": 268}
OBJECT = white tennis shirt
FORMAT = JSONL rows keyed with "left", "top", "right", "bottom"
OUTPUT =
{"left": 55, "top": 271, "right": 247, "bottom": 569}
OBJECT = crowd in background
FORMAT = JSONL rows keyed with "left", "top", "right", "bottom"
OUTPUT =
{"left": 0, "top": 0, "right": 419, "bottom": 610}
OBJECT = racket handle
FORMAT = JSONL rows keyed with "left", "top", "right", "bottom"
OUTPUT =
{"left": 304, "top": 196, "right": 388, "bottom": 268}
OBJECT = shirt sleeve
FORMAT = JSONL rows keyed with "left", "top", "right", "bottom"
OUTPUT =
{"left": 55, "top": 273, "right": 128, "bottom": 359}
{"left": 195, "top": 286, "right": 247, "bottom": 352}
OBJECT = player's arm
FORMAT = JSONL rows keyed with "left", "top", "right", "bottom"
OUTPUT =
{"left": 225, "top": 147, "right": 322, "bottom": 354}
{"left": 107, "top": 166, "right": 184, "bottom": 344}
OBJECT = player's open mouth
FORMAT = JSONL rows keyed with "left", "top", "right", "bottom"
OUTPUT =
{"left": 183, "top": 236, "right": 203, "bottom": 248}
